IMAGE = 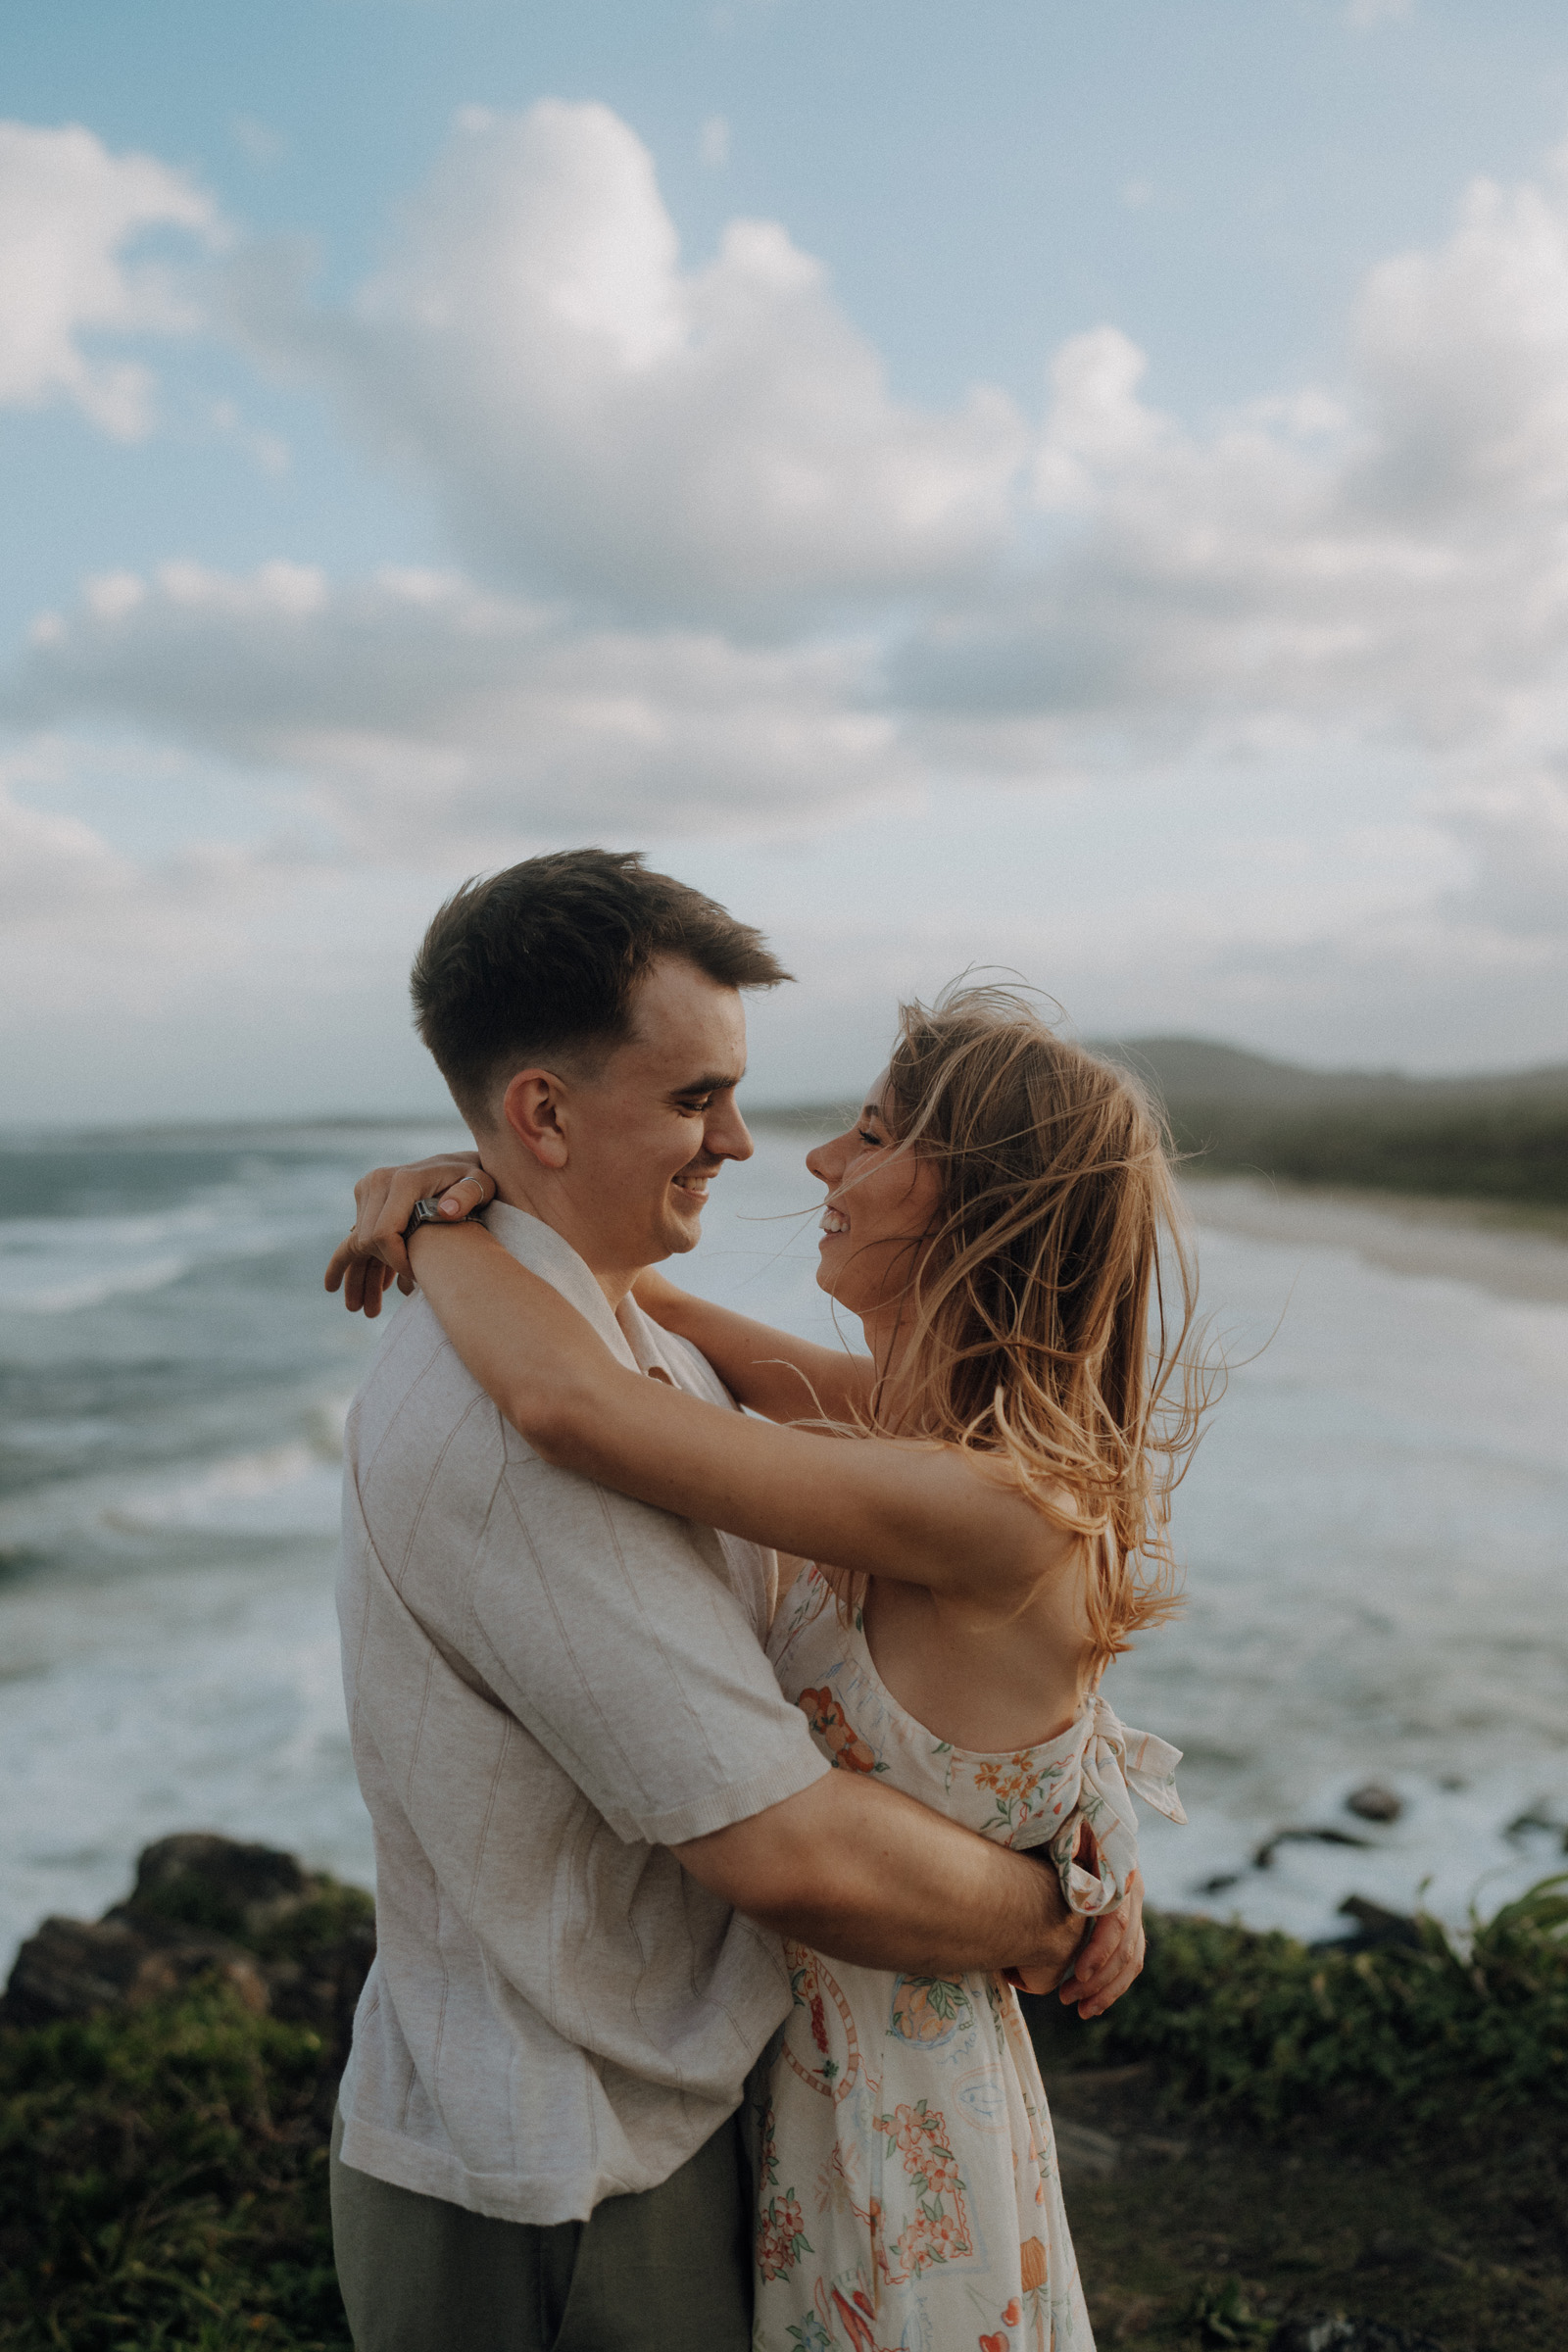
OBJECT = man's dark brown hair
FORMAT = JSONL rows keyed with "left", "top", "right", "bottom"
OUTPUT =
{"left": 412, "top": 849, "right": 791, "bottom": 1120}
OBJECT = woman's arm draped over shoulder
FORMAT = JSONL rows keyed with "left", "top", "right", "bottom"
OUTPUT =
{"left": 409, "top": 1224, "right": 1072, "bottom": 1607}
{"left": 631, "top": 1266, "right": 875, "bottom": 1428}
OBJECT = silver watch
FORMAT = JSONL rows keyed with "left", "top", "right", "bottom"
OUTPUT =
{"left": 401, "top": 1196, "right": 480, "bottom": 1240}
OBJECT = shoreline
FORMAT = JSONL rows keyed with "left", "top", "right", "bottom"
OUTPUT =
{"left": 1178, "top": 1173, "right": 1568, "bottom": 1307}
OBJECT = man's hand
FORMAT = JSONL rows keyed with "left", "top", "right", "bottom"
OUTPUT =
{"left": 676, "top": 1771, "right": 1091, "bottom": 1982}
{"left": 323, "top": 1153, "right": 496, "bottom": 1316}
{"left": 1008, "top": 1868, "right": 1146, "bottom": 2020}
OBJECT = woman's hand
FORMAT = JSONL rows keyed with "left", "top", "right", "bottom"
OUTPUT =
{"left": 323, "top": 1152, "right": 497, "bottom": 1316}
{"left": 1005, "top": 1833, "right": 1146, "bottom": 2019}
{"left": 1054, "top": 1867, "right": 1146, "bottom": 2017}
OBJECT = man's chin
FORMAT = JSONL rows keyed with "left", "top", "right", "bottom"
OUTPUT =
{"left": 661, "top": 1202, "right": 705, "bottom": 1254}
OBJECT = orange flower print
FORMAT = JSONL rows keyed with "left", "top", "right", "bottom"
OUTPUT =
{"left": 754, "top": 2100, "right": 811, "bottom": 2281}
{"left": 971, "top": 1752, "right": 1053, "bottom": 1836}
{"left": 1018, "top": 2235, "right": 1049, "bottom": 2292}
{"left": 973, "top": 1754, "right": 1043, "bottom": 1803}
{"left": 889, "top": 1973, "right": 973, "bottom": 2047}
{"left": 798, "top": 1686, "right": 882, "bottom": 1775}
{"left": 871, "top": 2098, "right": 973, "bottom": 2280}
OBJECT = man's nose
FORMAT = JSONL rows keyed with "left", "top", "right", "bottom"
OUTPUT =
{"left": 706, "top": 1099, "right": 754, "bottom": 1162}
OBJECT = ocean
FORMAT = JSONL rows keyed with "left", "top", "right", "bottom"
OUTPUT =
{"left": 2, "top": 1119, "right": 1565, "bottom": 1969}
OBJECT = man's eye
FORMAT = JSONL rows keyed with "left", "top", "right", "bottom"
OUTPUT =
{"left": 682, "top": 1097, "right": 713, "bottom": 1115}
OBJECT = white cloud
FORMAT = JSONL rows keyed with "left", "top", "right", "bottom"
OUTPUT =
{"left": 10, "top": 103, "right": 1568, "bottom": 1098}
{"left": 0, "top": 121, "right": 219, "bottom": 437}
{"left": 887, "top": 163, "right": 1568, "bottom": 977}
{"left": 8, "top": 560, "right": 909, "bottom": 858}
{"left": 232, "top": 101, "right": 1027, "bottom": 618}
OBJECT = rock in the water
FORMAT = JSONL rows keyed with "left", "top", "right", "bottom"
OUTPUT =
{"left": 1252, "top": 1825, "right": 1372, "bottom": 1868}
{"left": 1345, "top": 1784, "right": 1402, "bottom": 1824}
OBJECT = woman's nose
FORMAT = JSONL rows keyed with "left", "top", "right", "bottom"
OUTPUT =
{"left": 806, "top": 1134, "right": 847, "bottom": 1185}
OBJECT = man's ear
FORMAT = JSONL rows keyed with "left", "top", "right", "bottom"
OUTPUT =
{"left": 500, "top": 1068, "right": 570, "bottom": 1170}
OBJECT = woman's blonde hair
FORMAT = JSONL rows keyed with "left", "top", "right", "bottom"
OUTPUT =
{"left": 852, "top": 983, "right": 1212, "bottom": 1673}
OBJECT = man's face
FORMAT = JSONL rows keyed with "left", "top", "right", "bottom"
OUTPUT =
{"left": 551, "top": 956, "right": 753, "bottom": 1275}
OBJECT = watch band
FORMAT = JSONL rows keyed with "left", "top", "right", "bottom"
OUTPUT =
{"left": 401, "top": 1197, "right": 482, "bottom": 1241}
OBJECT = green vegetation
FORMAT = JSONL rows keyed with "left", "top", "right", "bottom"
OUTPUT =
{"left": 0, "top": 1882, "right": 369, "bottom": 2351}
{"left": 1025, "top": 1881, "right": 1568, "bottom": 2348}
{"left": 1031, "top": 1876, "right": 1568, "bottom": 2128}
{"left": 1163, "top": 1095, "right": 1568, "bottom": 1211}
{"left": 754, "top": 1037, "right": 1568, "bottom": 1212}
{"left": 3, "top": 1878, "right": 1563, "bottom": 2347}
{"left": 1111, "top": 1037, "right": 1568, "bottom": 1212}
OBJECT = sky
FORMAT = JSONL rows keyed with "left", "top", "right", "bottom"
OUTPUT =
{"left": 4, "top": 0, "right": 1568, "bottom": 1121}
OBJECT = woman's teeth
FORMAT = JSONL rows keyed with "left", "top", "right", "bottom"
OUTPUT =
{"left": 820, "top": 1206, "right": 849, "bottom": 1235}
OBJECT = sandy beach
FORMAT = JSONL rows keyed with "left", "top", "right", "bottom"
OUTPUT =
{"left": 1181, "top": 1175, "right": 1568, "bottom": 1307}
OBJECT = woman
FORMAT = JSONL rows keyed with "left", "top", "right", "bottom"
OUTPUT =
{"left": 331, "top": 985, "right": 1205, "bottom": 2351}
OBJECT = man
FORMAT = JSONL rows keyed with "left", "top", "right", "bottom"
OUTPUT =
{"left": 325, "top": 849, "right": 1143, "bottom": 2352}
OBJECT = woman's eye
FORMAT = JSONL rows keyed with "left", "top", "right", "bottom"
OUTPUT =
{"left": 857, "top": 1128, "right": 881, "bottom": 1147}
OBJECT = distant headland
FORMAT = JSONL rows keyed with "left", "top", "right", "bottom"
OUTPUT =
{"left": 753, "top": 1035, "right": 1568, "bottom": 1219}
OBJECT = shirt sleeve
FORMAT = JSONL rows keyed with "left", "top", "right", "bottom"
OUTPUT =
{"left": 466, "top": 1426, "right": 830, "bottom": 1845}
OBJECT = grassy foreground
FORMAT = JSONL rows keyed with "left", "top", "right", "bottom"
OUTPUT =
{"left": 1026, "top": 1878, "right": 1568, "bottom": 2348}
{"left": 2, "top": 1880, "right": 1564, "bottom": 2349}
{"left": 0, "top": 1878, "right": 371, "bottom": 2352}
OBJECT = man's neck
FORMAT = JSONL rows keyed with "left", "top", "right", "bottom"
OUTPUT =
{"left": 488, "top": 1168, "right": 637, "bottom": 1309}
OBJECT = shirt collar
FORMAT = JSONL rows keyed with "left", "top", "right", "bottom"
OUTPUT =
{"left": 480, "top": 1201, "right": 680, "bottom": 1381}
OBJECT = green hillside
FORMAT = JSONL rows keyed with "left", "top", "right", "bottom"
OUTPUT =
{"left": 1102, "top": 1038, "right": 1568, "bottom": 1209}
{"left": 752, "top": 1039, "right": 1568, "bottom": 1210}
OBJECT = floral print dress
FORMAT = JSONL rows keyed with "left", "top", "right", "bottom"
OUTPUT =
{"left": 752, "top": 1566, "right": 1184, "bottom": 2352}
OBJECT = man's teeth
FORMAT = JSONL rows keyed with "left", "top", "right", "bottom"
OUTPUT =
{"left": 820, "top": 1206, "right": 849, "bottom": 1235}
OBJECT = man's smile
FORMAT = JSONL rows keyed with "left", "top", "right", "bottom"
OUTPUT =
{"left": 672, "top": 1162, "right": 718, "bottom": 1204}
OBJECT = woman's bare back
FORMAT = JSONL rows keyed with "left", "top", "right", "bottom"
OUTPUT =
{"left": 858, "top": 1544, "right": 1094, "bottom": 1754}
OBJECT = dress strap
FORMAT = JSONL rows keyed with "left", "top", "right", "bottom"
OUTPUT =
{"left": 1041, "top": 1692, "right": 1185, "bottom": 1916}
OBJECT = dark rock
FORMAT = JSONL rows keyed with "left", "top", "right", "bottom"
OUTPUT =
{"left": 1345, "top": 1783, "right": 1402, "bottom": 1824}
{"left": 3, "top": 1833, "right": 374, "bottom": 2054}
{"left": 115, "top": 1831, "right": 309, "bottom": 1939}
{"left": 5, "top": 1916, "right": 165, "bottom": 2026}
{"left": 1504, "top": 1804, "right": 1564, "bottom": 1840}
{"left": 1253, "top": 1826, "right": 1372, "bottom": 1869}
{"left": 3, "top": 1912, "right": 269, "bottom": 2028}
{"left": 1334, "top": 1895, "right": 1424, "bottom": 1954}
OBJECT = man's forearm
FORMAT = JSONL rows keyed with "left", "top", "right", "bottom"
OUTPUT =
{"left": 673, "top": 1772, "right": 1084, "bottom": 1982}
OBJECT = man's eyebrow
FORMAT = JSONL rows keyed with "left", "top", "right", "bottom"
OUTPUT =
{"left": 670, "top": 1069, "right": 744, "bottom": 1098}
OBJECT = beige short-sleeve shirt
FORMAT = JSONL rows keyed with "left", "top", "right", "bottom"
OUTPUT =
{"left": 335, "top": 1203, "right": 829, "bottom": 2225}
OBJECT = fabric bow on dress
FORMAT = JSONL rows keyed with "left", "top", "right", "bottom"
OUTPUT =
{"left": 1036, "top": 1691, "right": 1185, "bottom": 1916}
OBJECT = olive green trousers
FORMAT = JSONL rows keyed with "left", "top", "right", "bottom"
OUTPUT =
{"left": 329, "top": 2108, "right": 752, "bottom": 2352}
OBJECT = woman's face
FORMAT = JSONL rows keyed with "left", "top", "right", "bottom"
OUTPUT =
{"left": 806, "top": 1071, "right": 944, "bottom": 1319}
